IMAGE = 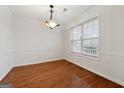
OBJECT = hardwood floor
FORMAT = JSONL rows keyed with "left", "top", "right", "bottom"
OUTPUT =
{"left": 0, "top": 60, "right": 123, "bottom": 88}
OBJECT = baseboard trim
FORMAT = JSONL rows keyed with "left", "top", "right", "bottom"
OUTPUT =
{"left": 14, "top": 58, "right": 64, "bottom": 67}
{"left": 0, "top": 66, "right": 13, "bottom": 82}
{"left": 65, "top": 58, "right": 124, "bottom": 86}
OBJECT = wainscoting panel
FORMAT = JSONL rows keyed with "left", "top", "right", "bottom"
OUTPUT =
{"left": 14, "top": 49, "right": 64, "bottom": 66}
{"left": 0, "top": 51, "right": 13, "bottom": 81}
{"left": 65, "top": 50, "right": 124, "bottom": 86}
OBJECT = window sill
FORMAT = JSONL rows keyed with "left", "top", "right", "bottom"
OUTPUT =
{"left": 70, "top": 51, "right": 99, "bottom": 61}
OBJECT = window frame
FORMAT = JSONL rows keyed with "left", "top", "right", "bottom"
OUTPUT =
{"left": 70, "top": 16, "right": 100, "bottom": 60}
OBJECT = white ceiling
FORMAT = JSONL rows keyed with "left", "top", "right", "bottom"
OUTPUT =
{"left": 8, "top": 5, "right": 94, "bottom": 25}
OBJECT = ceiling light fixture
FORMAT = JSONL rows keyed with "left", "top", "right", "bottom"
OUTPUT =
{"left": 45, "top": 5, "right": 60, "bottom": 29}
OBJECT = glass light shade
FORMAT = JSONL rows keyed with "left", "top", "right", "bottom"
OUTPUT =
{"left": 45, "top": 20, "right": 58, "bottom": 29}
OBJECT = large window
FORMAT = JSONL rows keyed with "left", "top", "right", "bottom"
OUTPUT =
{"left": 70, "top": 17, "right": 99, "bottom": 58}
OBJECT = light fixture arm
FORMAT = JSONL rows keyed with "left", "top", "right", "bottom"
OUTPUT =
{"left": 50, "top": 5, "right": 54, "bottom": 20}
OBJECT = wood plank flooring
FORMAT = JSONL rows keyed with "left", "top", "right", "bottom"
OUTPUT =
{"left": 0, "top": 60, "right": 123, "bottom": 88}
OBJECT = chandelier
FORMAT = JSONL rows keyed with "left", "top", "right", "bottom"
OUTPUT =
{"left": 45, "top": 5, "right": 60, "bottom": 29}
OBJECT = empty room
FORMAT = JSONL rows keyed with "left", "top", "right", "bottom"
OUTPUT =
{"left": 0, "top": 5, "right": 124, "bottom": 88}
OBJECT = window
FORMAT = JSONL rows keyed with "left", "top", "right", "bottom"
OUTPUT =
{"left": 70, "top": 17, "right": 99, "bottom": 58}
{"left": 70, "top": 25, "right": 82, "bottom": 53}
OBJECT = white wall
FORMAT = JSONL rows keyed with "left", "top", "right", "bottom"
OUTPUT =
{"left": 14, "top": 17, "right": 64, "bottom": 66}
{"left": 64, "top": 6, "right": 124, "bottom": 86}
{"left": 0, "top": 6, "right": 14, "bottom": 80}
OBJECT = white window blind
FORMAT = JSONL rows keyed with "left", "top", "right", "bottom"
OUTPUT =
{"left": 70, "top": 25, "right": 82, "bottom": 53}
{"left": 70, "top": 17, "right": 99, "bottom": 58}
{"left": 82, "top": 18, "right": 99, "bottom": 57}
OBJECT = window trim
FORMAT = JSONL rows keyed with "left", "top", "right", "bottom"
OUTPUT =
{"left": 70, "top": 16, "right": 100, "bottom": 60}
